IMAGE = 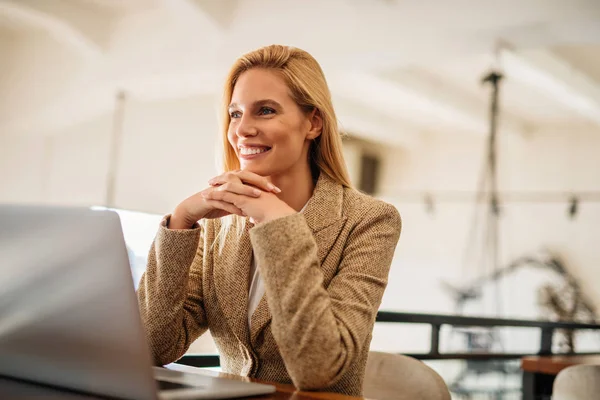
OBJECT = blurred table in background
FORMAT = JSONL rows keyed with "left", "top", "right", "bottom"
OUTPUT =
{"left": 521, "top": 355, "right": 600, "bottom": 400}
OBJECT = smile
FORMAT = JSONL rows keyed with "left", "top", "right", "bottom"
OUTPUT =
{"left": 239, "top": 147, "right": 270, "bottom": 155}
{"left": 238, "top": 146, "right": 272, "bottom": 160}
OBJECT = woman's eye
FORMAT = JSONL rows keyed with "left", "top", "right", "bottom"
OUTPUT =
{"left": 230, "top": 111, "right": 242, "bottom": 118}
{"left": 259, "top": 107, "right": 275, "bottom": 116}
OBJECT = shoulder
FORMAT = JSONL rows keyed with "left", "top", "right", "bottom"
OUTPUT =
{"left": 342, "top": 186, "right": 402, "bottom": 232}
{"left": 342, "top": 186, "right": 401, "bottom": 221}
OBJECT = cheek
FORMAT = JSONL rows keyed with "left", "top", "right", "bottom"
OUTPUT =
{"left": 271, "top": 119, "right": 304, "bottom": 148}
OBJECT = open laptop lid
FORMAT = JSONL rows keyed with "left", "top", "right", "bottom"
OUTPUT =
{"left": 0, "top": 205, "right": 158, "bottom": 400}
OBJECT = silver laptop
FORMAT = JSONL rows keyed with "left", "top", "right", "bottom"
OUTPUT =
{"left": 0, "top": 205, "right": 276, "bottom": 399}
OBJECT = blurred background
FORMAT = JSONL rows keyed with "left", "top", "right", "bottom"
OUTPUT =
{"left": 1, "top": 0, "right": 600, "bottom": 398}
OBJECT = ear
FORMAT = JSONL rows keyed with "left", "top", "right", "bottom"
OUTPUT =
{"left": 306, "top": 108, "right": 323, "bottom": 140}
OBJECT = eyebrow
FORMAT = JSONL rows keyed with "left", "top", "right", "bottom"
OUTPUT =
{"left": 228, "top": 99, "right": 282, "bottom": 111}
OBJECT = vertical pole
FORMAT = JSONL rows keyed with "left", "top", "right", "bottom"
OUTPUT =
{"left": 430, "top": 324, "right": 441, "bottom": 356}
{"left": 539, "top": 328, "right": 554, "bottom": 355}
{"left": 106, "top": 91, "right": 126, "bottom": 208}
{"left": 482, "top": 72, "right": 503, "bottom": 316}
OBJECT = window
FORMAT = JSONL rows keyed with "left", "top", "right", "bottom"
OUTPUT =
{"left": 92, "top": 207, "right": 163, "bottom": 289}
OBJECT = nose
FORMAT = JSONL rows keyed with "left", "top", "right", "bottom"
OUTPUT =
{"left": 236, "top": 114, "right": 258, "bottom": 138}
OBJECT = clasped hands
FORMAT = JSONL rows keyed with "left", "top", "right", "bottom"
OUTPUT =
{"left": 170, "top": 170, "right": 297, "bottom": 229}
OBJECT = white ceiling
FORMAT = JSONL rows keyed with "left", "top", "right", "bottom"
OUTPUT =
{"left": 1, "top": 0, "right": 600, "bottom": 146}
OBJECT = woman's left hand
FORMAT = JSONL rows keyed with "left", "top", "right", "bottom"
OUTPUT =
{"left": 202, "top": 170, "right": 297, "bottom": 224}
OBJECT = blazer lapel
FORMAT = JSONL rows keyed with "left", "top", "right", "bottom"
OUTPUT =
{"left": 302, "top": 173, "right": 347, "bottom": 271}
{"left": 249, "top": 173, "right": 347, "bottom": 345}
{"left": 213, "top": 219, "right": 253, "bottom": 345}
{"left": 302, "top": 173, "right": 345, "bottom": 235}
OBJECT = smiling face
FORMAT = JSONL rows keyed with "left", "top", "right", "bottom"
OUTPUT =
{"left": 227, "top": 68, "right": 320, "bottom": 177}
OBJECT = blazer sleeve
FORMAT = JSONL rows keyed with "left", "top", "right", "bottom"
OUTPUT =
{"left": 249, "top": 202, "right": 401, "bottom": 390}
{"left": 136, "top": 216, "right": 208, "bottom": 366}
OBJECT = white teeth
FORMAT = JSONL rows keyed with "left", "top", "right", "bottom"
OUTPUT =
{"left": 240, "top": 147, "right": 269, "bottom": 155}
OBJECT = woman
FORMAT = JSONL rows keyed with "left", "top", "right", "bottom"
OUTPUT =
{"left": 137, "top": 44, "right": 401, "bottom": 396}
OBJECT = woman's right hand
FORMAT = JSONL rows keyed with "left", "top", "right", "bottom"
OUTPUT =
{"left": 168, "top": 171, "right": 280, "bottom": 229}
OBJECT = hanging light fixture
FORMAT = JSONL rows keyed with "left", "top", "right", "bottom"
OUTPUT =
{"left": 568, "top": 196, "right": 579, "bottom": 219}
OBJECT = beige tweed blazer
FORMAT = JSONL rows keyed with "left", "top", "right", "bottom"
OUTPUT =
{"left": 136, "top": 173, "right": 401, "bottom": 396}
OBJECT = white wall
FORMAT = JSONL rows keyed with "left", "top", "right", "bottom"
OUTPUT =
{"left": 367, "top": 130, "right": 600, "bottom": 355}
{"left": 113, "top": 95, "right": 220, "bottom": 213}
{"left": 0, "top": 95, "right": 221, "bottom": 214}
{"left": 0, "top": 34, "right": 90, "bottom": 132}
{"left": 0, "top": 114, "right": 113, "bottom": 206}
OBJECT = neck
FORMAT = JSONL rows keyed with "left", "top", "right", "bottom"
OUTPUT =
{"left": 269, "top": 161, "right": 315, "bottom": 212}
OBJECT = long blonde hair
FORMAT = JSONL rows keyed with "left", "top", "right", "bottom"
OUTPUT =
{"left": 220, "top": 44, "right": 352, "bottom": 187}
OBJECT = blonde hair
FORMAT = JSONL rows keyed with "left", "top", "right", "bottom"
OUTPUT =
{"left": 216, "top": 45, "right": 352, "bottom": 239}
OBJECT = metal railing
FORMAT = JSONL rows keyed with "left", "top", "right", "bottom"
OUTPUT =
{"left": 178, "top": 311, "right": 600, "bottom": 367}
{"left": 377, "top": 311, "right": 600, "bottom": 360}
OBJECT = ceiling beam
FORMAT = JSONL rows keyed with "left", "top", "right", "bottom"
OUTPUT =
{"left": 0, "top": 0, "right": 105, "bottom": 59}
{"left": 334, "top": 96, "right": 421, "bottom": 149}
{"left": 330, "top": 71, "right": 528, "bottom": 138}
{"left": 501, "top": 48, "right": 600, "bottom": 126}
{"left": 192, "top": 0, "right": 241, "bottom": 30}
{"left": 0, "top": 68, "right": 223, "bottom": 138}
{"left": 112, "top": 69, "right": 222, "bottom": 102}
{"left": 160, "top": 0, "right": 223, "bottom": 40}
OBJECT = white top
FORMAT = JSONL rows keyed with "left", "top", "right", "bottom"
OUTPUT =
{"left": 248, "top": 202, "right": 309, "bottom": 329}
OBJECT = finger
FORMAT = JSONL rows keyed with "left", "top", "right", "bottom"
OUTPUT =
{"left": 203, "top": 190, "right": 239, "bottom": 207}
{"left": 205, "top": 199, "right": 244, "bottom": 216}
{"left": 217, "top": 182, "right": 262, "bottom": 198}
{"left": 208, "top": 172, "right": 243, "bottom": 186}
{"left": 210, "top": 171, "right": 280, "bottom": 193}
{"left": 236, "top": 170, "right": 282, "bottom": 193}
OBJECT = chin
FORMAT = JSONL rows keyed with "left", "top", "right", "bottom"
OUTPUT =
{"left": 240, "top": 162, "right": 274, "bottom": 177}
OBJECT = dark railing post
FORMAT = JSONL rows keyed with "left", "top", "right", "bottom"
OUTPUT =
{"left": 539, "top": 328, "right": 554, "bottom": 355}
{"left": 430, "top": 324, "right": 441, "bottom": 356}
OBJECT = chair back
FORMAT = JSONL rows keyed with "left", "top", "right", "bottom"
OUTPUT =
{"left": 363, "top": 351, "right": 451, "bottom": 400}
{"left": 553, "top": 364, "right": 600, "bottom": 400}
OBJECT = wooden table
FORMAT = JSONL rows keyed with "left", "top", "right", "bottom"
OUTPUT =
{"left": 0, "top": 369, "right": 365, "bottom": 400}
{"left": 521, "top": 355, "right": 600, "bottom": 400}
